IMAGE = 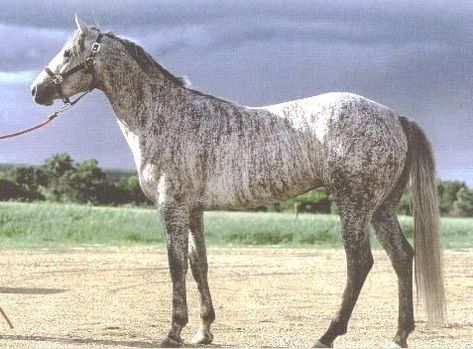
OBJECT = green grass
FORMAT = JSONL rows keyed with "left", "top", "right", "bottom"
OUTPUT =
{"left": 0, "top": 201, "right": 471, "bottom": 248}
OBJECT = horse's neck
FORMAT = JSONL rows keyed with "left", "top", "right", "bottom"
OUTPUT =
{"left": 98, "top": 59, "right": 206, "bottom": 172}
{"left": 99, "top": 58, "right": 240, "bottom": 139}
{"left": 98, "top": 52, "right": 262, "bottom": 151}
{"left": 101, "top": 67, "right": 163, "bottom": 130}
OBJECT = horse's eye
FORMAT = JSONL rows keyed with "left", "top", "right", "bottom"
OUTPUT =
{"left": 63, "top": 49, "right": 72, "bottom": 58}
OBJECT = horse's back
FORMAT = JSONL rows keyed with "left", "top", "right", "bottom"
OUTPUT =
{"left": 262, "top": 92, "right": 404, "bottom": 140}
{"left": 262, "top": 92, "right": 409, "bottom": 205}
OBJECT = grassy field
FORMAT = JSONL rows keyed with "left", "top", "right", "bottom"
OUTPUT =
{"left": 0, "top": 201, "right": 472, "bottom": 248}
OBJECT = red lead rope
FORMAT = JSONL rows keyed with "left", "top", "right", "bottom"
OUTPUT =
{"left": 0, "top": 103, "right": 74, "bottom": 140}
{"left": 0, "top": 88, "right": 92, "bottom": 140}
{"left": 0, "top": 112, "right": 58, "bottom": 140}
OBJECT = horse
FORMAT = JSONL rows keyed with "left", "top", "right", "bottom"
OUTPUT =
{"left": 30, "top": 16, "right": 446, "bottom": 348}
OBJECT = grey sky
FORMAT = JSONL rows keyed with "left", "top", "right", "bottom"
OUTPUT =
{"left": 0, "top": 1, "right": 472, "bottom": 184}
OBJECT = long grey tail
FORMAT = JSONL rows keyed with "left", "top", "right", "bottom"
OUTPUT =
{"left": 400, "top": 116, "right": 446, "bottom": 326}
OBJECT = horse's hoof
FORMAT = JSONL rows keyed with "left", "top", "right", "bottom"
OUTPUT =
{"left": 385, "top": 342, "right": 403, "bottom": 348}
{"left": 160, "top": 336, "right": 183, "bottom": 348}
{"left": 192, "top": 328, "right": 214, "bottom": 345}
{"left": 313, "top": 340, "right": 333, "bottom": 348}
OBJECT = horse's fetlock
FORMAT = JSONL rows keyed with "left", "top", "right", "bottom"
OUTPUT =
{"left": 202, "top": 307, "right": 216, "bottom": 324}
{"left": 401, "top": 322, "right": 415, "bottom": 334}
{"left": 173, "top": 312, "right": 188, "bottom": 327}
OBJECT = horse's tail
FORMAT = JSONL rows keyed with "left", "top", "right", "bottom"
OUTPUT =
{"left": 400, "top": 116, "right": 446, "bottom": 326}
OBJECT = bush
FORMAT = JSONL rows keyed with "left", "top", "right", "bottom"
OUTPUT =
{"left": 0, "top": 179, "right": 25, "bottom": 201}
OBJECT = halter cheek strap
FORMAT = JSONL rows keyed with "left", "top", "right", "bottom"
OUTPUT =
{"left": 44, "top": 33, "right": 103, "bottom": 105}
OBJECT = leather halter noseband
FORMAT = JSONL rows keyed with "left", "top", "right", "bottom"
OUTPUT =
{"left": 44, "top": 32, "right": 103, "bottom": 106}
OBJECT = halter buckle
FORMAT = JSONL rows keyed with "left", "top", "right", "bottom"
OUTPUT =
{"left": 91, "top": 42, "right": 101, "bottom": 54}
{"left": 52, "top": 74, "right": 63, "bottom": 85}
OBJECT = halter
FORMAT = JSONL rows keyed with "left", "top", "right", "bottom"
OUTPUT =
{"left": 0, "top": 32, "right": 103, "bottom": 140}
{"left": 44, "top": 32, "right": 103, "bottom": 106}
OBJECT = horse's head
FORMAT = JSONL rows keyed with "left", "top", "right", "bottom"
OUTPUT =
{"left": 31, "top": 15, "right": 103, "bottom": 106}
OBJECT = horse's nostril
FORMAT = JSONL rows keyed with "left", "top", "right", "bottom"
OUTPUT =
{"left": 31, "top": 85, "right": 38, "bottom": 97}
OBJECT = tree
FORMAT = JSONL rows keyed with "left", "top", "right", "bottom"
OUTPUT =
{"left": 453, "top": 187, "right": 473, "bottom": 217}
{"left": 41, "top": 153, "right": 75, "bottom": 201}
{"left": 62, "top": 159, "right": 110, "bottom": 204}
{"left": 437, "top": 180, "right": 467, "bottom": 215}
{"left": 43, "top": 153, "right": 74, "bottom": 179}
{"left": 125, "top": 175, "right": 149, "bottom": 205}
{"left": 11, "top": 166, "right": 47, "bottom": 201}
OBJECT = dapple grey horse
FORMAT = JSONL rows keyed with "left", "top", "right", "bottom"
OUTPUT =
{"left": 31, "top": 16, "right": 446, "bottom": 348}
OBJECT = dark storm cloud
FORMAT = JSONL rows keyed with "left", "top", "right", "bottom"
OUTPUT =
{"left": 1, "top": 0, "right": 473, "bottom": 72}
{"left": 1, "top": 0, "right": 472, "bottom": 41}
{"left": 0, "top": 24, "right": 69, "bottom": 72}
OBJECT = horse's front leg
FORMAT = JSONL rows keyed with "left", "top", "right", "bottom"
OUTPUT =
{"left": 188, "top": 209, "right": 215, "bottom": 344}
{"left": 159, "top": 203, "right": 190, "bottom": 347}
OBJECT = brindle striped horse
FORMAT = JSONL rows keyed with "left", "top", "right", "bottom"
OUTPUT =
{"left": 31, "top": 16, "right": 446, "bottom": 348}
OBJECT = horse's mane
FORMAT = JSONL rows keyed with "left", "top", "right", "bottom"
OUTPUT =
{"left": 70, "top": 29, "right": 232, "bottom": 104}
{"left": 103, "top": 32, "right": 188, "bottom": 88}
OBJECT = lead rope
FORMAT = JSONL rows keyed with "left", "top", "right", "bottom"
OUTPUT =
{"left": 0, "top": 91, "right": 88, "bottom": 140}
{"left": 0, "top": 307, "right": 13, "bottom": 329}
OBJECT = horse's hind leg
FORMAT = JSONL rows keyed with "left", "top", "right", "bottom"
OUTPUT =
{"left": 188, "top": 210, "right": 215, "bottom": 344}
{"left": 372, "top": 206, "right": 414, "bottom": 347}
{"left": 371, "top": 173, "right": 414, "bottom": 347}
{"left": 316, "top": 203, "right": 374, "bottom": 348}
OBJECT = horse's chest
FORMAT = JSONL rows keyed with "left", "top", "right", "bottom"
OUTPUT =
{"left": 117, "top": 120, "right": 142, "bottom": 167}
{"left": 117, "top": 120, "right": 160, "bottom": 201}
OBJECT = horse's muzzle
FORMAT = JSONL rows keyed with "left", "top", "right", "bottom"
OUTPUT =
{"left": 31, "top": 84, "right": 54, "bottom": 106}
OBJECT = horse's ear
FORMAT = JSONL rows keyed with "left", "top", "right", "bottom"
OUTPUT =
{"left": 75, "top": 14, "right": 89, "bottom": 35}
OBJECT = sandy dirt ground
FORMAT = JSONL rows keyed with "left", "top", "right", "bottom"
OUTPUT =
{"left": 0, "top": 247, "right": 471, "bottom": 348}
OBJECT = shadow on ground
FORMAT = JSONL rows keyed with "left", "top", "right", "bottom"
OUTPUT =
{"left": 0, "top": 334, "right": 285, "bottom": 348}
{"left": 0, "top": 287, "right": 66, "bottom": 295}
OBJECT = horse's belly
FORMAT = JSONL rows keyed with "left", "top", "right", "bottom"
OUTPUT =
{"left": 203, "top": 164, "right": 321, "bottom": 210}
